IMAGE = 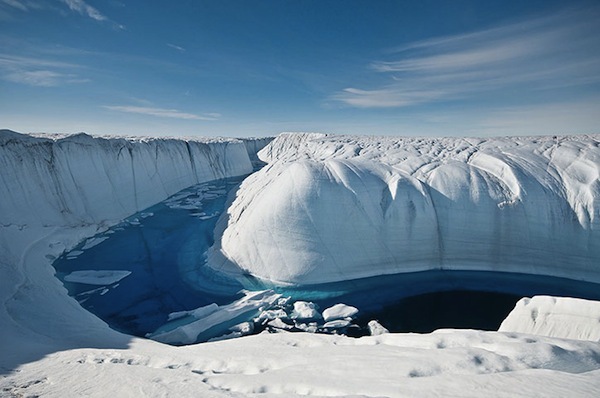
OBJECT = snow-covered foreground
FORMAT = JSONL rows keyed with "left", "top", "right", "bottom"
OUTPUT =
{"left": 3, "top": 329, "right": 600, "bottom": 397}
{"left": 1, "top": 130, "right": 600, "bottom": 397}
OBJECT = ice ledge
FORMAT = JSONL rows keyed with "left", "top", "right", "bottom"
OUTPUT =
{"left": 499, "top": 296, "right": 600, "bottom": 341}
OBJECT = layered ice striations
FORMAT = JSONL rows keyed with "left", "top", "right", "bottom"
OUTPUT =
{"left": 214, "top": 133, "right": 600, "bottom": 285}
{"left": 0, "top": 130, "right": 261, "bottom": 228}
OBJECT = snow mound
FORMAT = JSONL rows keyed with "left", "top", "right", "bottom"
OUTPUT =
{"left": 499, "top": 295, "right": 600, "bottom": 341}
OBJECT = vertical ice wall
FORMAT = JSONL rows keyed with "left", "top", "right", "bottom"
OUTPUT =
{"left": 214, "top": 133, "right": 600, "bottom": 285}
{"left": 0, "top": 130, "right": 259, "bottom": 227}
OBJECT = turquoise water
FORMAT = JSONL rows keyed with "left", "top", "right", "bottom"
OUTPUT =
{"left": 53, "top": 176, "right": 247, "bottom": 337}
{"left": 53, "top": 175, "right": 600, "bottom": 341}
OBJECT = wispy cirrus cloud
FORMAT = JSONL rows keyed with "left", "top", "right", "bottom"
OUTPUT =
{"left": 4, "top": 70, "right": 89, "bottom": 86}
{"left": 0, "top": 53, "right": 89, "bottom": 86}
{"left": 0, "top": 0, "right": 46, "bottom": 19}
{"left": 60, "top": 0, "right": 124, "bottom": 29}
{"left": 0, "top": 0, "right": 123, "bottom": 28}
{"left": 0, "top": 0, "right": 44, "bottom": 12}
{"left": 60, "top": 0, "right": 105, "bottom": 21}
{"left": 334, "top": 7, "right": 600, "bottom": 108}
{"left": 2, "top": 0, "right": 30, "bottom": 11}
{"left": 167, "top": 43, "right": 186, "bottom": 52}
{"left": 104, "top": 105, "right": 221, "bottom": 121}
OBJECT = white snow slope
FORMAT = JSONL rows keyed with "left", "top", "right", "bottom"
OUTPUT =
{"left": 1, "top": 130, "right": 600, "bottom": 397}
{"left": 214, "top": 133, "right": 600, "bottom": 285}
{"left": 500, "top": 296, "right": 600, "bottom": 341}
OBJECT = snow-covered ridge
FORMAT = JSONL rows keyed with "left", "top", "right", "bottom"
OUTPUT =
{"left": 216, "top": 132, "right": 600, "bottom": 285}
{"left": 0, "top": 129, "right": 268, "bottom": 227}
{"left": 500, "top": 296, "right": 600, "bottom": 341}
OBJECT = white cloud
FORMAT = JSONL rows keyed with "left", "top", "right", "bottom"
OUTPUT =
{"left": 61, "top": 0, "right": 105, "bottom": 21}
{"left": 2, "top": 0, "right": 27, "bottom": 11}
{"left": 59, "top": 0, "right": 124, "bottom": 29}
{"left": 335, "top": 7, "right": 600, "bottom": 109}
{"left": 0, "top": 0, "right": 44, "bottom": 12}
{"left": 5, "top": 70, "right": 63, "bottom": 86}
{"left": 103, "top": 106, "right": 220, "bottom": 121}
{"left": 167, "top": 43, "right": 186, "bottom": 52}
{"left": 4, "top": 70, "right": 90, "bottom": 86}
{"left": 0, "top": 53, "right": 79, "bottom": 69}
{"left": 334, "top": 87, "right": 446, "bottom": 108}
{"left": 0, "top": 53, "right": 89, "bottom": 86}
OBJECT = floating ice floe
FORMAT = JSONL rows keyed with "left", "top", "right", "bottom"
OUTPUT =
{"left": 63, "top": 270, "right": 132, "bottom": 285}
{"left": 322, "top": 303, "right": 359, "bottom": 322}
{"left": 66, "top": 250, "right": 84, "bottom": 259}
{"left": 290, "top": 301, "right": 321, "bottom": 320}
{"left": 80, "top": 236, "right": 110, "bottom": 250}
{"left": 148, "top": 290, "right": 282, "bottom": 345}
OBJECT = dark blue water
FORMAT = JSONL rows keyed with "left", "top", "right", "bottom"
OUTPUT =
{"left": 53, "top": 176, "right": 247, "bottom": 337}
{"left": 268, "top": 270, "right": 600, "bottom": 333}
{"left": 53, "top": 175, "right": 600, "bottom": 341}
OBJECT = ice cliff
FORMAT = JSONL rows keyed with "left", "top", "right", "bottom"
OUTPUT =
{"left": 0, "top": 130, "right": 269, "bottom": 228}
{"left": 214, "top": 133, "right": 600, "bottom": 285}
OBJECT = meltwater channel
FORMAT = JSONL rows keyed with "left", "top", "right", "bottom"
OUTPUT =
{"left": 53, "top": 175, "right": 600, "bottom": 344}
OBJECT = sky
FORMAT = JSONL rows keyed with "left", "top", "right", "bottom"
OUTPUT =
{"left": 1, "top": 0, "right": 599, "bottom": 138}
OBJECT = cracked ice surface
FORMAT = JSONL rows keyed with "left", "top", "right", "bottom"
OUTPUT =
{"left": 214, "top": 133, "right": 600, "bottom": 285}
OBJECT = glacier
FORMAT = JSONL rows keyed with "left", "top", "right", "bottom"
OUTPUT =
{"left": 0, "top": 130, "right": 271, "bottom": 369}
{"left": 213, "top": 133, "right": 600, "bottom": 285}
{"left": 0, "top": 129, "right": 270, "bottom": 227}
{"left": 1, "top": 129, "right": 600, "bottom": 397}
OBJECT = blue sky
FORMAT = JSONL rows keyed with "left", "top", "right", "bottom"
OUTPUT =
{"left": 1, "top": 0, "right": 599, "bottom": 137}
